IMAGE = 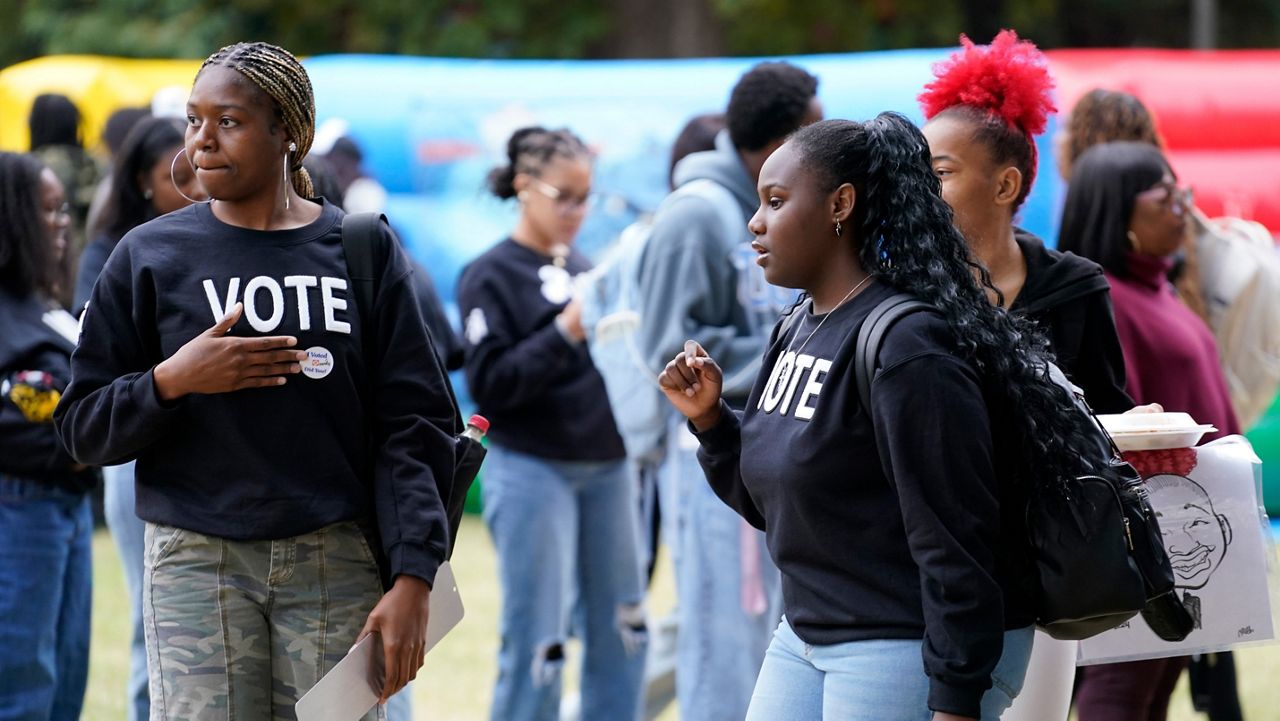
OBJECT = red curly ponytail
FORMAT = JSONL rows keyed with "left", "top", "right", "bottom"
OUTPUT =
{"left": 919, "top": 30, "right": 1056, "bottom": 209}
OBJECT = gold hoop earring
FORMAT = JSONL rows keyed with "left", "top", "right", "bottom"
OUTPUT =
{"left": 170, "top": 149, "right": 211, "bottom": 205}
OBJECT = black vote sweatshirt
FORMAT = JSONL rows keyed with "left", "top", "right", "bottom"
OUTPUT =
{"left": 54, "top": 200, "right": 456, "bottom": 585}
{"left": 0, "top": 286, "right": 95, "bottom": 492}
{"left": 456, "top": 238, "right": 625, "bottom": 461}
{"left": 1011, "top": 229, "right": 1133, "bottom": 414}
{"left": 694, "top": 281, "right": 1034, "bottom": 719}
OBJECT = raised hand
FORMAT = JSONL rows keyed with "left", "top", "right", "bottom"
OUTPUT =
{"left": 658, "top": 340, "right": 725, "bottom": 431}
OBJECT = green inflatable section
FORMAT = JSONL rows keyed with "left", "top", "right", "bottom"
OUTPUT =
{"left": 1249, "top": 393, "right": 1280, "bottom": 515}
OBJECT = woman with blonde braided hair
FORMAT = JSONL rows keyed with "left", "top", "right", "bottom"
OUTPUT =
{"left": 56, "top": 41, "right": 459, "bottom": 720}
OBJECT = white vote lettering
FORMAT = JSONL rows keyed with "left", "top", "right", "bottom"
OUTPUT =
{"left": 794, "top": 358, "right": 832, "bottom": 420}
{"left": 203, "top": 277, "right": 241, "bottom": 321}
{"left": 201, "top": 275, "right": 351, "bottom": 335}
{"left": 243, "top": 276, "right": 285, "bottom": 332}
{"left": 320, "top": 277, "right": 351, "bottom": 334}
{"left": 284, "top": 276, "right": 318, "bottom": 331}
{"left": 759, "top": 352, "right": 831, "bottom": 420}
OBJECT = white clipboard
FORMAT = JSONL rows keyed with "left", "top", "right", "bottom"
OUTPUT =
{"left": 295, "top": 561, "right": 465, "bottom": 721}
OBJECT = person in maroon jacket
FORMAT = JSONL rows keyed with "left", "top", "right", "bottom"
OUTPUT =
{"left": 1059, "top": 140, "right": 1242, "bottom": 721}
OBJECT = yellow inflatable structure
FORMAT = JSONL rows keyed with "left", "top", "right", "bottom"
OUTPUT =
{"left": 0, "top": 55, "right": 200, "bottom": 152}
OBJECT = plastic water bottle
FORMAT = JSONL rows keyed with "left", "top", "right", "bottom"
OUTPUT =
{"left": 462, "top": 414, "right": 489, "bottom": 442}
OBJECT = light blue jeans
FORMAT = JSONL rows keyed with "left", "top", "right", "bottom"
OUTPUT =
{"left": 0, "top": 475, "right": 92, "bottom": 721}
{"left": 483, "top": 444, "right": 647, "bottom": 721}
{"left": 746, "top": 619, "right": 1035, "bottom": 721}
{"left": 659, "top": 420, "right": 781, "bottom": 721}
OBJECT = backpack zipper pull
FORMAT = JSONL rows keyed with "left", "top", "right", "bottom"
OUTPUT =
{"left": 1123, "top": 517, "right": 1135, "bottom": 551}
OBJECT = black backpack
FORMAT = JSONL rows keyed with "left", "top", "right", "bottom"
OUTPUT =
{"left": 341, "top": 212, "right": 486, "bottom": 579}
{"left": 847, "top": 293, "right": 1193, "bottom": 642}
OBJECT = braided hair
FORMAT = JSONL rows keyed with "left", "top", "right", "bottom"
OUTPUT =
{"left": 1065, "top": 89, "right": 1163, "bottom": 175}
{"left": 0, "top": 152, "right": 55, "bottom": 298}
{"left": 919, "top": 30, "right": 1056, "bottom": 211}
{"left": 198, "top": 42, "right": 316, "bottom": 199}
{"left": 487, "top": 126, "right": 591, "bottom": 200}
{"left": 789, "top": 115, "right": 1097, "bottom": 485}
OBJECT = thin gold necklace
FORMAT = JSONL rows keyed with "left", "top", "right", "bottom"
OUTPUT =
{"left": 785, "top": 274, "right": 873, "bottom": 358}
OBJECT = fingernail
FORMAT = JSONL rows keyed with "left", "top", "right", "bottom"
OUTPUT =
{"left": 291, "top": 364, "right": 302, "bottom": 373}
{"left": 277, "top": 378, "right": 287, "bottom": 385}
{"left": 296, "top": 352, "right": 308, "bottom": 360}
{"left": 286, "top": 338, "right": 298, "bottom": 346}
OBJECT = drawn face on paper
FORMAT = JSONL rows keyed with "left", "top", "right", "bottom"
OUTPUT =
{"left": 1148, "top": 474, "right": 1233, "bottom": 590}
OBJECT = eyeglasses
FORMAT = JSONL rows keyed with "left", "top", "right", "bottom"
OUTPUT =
{"left": 43, "top": 202, "right": 71, "bottom": 221}
{"left": 1136, "top": 184, "right": 1193, "bottom": 214}
{"left": 527, "top": 177, "right": 595, "bottom": 213}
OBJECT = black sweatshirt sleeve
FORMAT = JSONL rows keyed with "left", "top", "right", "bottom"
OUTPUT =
{"left": 693, "top": 400, "right": 766, "bottom": 531}
{"left": 1, "top": 365, "right": 79, "bottom": 476}
{"left": 370, "top": 248, "right": 457, "bottom": 586}
{"left": 55, "top": 243, "right": 185, "bottom": 466}
{"left": 1071, "top": 291, "right": 1134, "bottom": 414}
{"left": 871, "top": 349, "right": 1004, "bottom": 718}
{"left": 456, "top": 270, "right": 578, "bottom": 413}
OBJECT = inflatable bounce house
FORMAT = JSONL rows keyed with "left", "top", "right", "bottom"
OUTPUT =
{"left": 3, "top": 48, "right": 1278, "bottom": 510}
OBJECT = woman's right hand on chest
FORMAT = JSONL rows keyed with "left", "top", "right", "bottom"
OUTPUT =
{"left": 152, "top": 303, "right": 307, "bottom": 401}
{"left": 659, "top": 340, "right": 724, "bottom": 431}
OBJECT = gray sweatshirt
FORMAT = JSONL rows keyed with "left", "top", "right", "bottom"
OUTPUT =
{"left": 637, "top": 130, "right": 794, "bottom": 403}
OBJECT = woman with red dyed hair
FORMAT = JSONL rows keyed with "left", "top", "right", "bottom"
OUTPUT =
{"left": 919, "top": 31, "right": 1136, "bottom": 721}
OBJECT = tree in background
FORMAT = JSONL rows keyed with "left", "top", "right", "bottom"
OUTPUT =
{"left": 3, "top": 0, "right": 1277, "bottom": 68}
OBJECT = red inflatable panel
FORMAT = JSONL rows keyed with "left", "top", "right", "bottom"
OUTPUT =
{"left": 1047, "top": 50, "right": 1280, "bottom": 235}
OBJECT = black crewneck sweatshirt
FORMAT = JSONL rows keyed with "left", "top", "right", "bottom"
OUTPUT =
{"left": 54, "top": 200, "right": 456, "bottom": 584}
{"left": 694, "top": 281, "right": 1035, "bottom": 719}
{"left": 456, "top": 238, "right": 625, "bottom": 461}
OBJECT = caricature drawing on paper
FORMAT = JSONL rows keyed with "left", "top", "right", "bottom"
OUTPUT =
{"left": 1148, "top": 474, "right": 1233, "bottom": 630}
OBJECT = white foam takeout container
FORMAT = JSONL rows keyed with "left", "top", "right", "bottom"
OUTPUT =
{"left": 1096, "top": 412, "right": 1217, "bottom": 452}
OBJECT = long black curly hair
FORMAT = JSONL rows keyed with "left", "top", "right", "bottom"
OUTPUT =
{"left": 789, "top": 114, "right": 1096, "bottom": 484}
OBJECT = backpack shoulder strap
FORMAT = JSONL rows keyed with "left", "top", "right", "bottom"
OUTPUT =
{"left": 854, "top": 293, "right": 934, "bottom": 411}
{"left": 341, "top": 211, "right": 391, "bottom": 328}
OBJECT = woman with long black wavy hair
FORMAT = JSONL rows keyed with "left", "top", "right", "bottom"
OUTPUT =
{"left": 659, "top": 114, "right": 1099, "bottom": 721}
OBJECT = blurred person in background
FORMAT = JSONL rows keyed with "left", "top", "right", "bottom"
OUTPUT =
{"left": 457, "top": 125, "right": 647, "bottom": 721}
{"left": 1060, "top": 90, "right": 1266, "bottom": 720}
{"left": 0, "top": 151, "right": 96, "bottom": 721}
{"left": 1059, "top": 141, "right": 1243, "bottom": 721}
{"left": 85, "top": 106, "right": 151, "bottom": 241}
{"left": 29, "top": 93, "right": 103, "bottom": 308}
{"left": 72, "top": 115, "right": 206, "bottom": 721}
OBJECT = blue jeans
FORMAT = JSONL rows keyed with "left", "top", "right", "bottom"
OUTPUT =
{"left": 659, "top": 420, "right": 781, "bottom": 721}
{"left": 746, "top": 619, "right": 1035, "bottom": 721}
{"left": 483, "top": 444, "right": 647, "bottom": 721}
{"left": 103, "top": 462, "right": 149, "bottom": 721}
{"left": 0, "top": 476, "right": 93, "bottom": 721}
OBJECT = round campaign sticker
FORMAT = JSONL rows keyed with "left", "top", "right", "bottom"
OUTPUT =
{"left": 301, "top": 346, "right": 334, "bottom": 380}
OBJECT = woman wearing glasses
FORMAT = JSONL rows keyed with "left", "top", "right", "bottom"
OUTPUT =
{"left": 1059, "top": 141, "right": 1241, "bottom": 721}
{"left": 0, "top": 152, "right": 95, "bottom": 721}
{"left": 456, "top": 126, "right": 646, "bottom": 721}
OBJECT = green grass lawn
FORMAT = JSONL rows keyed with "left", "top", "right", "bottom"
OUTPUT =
{"left": 85, "top": 517, "right": 1276, "bottom": 720}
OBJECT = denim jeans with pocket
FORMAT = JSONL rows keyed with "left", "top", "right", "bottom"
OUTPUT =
{"left": 482, "top": 443, "right": 647, "bottom": 721}
{"left": 745, "top": 618, "right": 1035, "bottom": 721}
{"left": 0, "top": 475, "right": 92, "bottom": 721}
{"left": 658, "top": 420, "right": 781, "bottom": 721}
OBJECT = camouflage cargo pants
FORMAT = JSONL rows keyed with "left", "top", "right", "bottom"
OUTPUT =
{"left": 143, "top": 521, "right": 384, "bottom": 721}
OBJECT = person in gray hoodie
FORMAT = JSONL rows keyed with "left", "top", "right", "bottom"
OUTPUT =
{"left": 635, "top": 61, "right": 821, "bottom": 721}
